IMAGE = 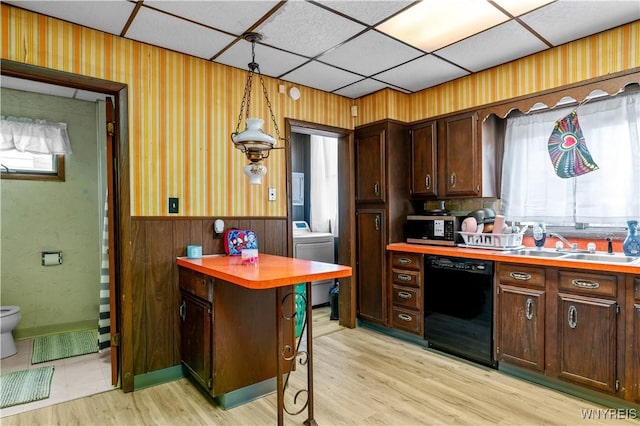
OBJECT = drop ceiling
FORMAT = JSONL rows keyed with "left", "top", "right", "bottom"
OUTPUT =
{"left": 2, "top": 0, "right": 639, "bottom": 99}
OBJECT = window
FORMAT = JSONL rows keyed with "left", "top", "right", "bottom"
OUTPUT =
{"left": 501, "top": 90, "right": 640, "bottom": 227}
{"left": 0, "top": 150, "right": 65, "bottom": 181}
{"left": 0, "top": 116, "right": 71, "bottom": 181}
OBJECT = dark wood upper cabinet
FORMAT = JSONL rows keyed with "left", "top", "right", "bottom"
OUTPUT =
{"left": 355, "top": 130, "right": 386, "bottom": 203}
{"left": 441, "top": 111, "right": 480, "bottom": 197}
{"left": 410, "top": 121, "right": 438, "bottom": 198}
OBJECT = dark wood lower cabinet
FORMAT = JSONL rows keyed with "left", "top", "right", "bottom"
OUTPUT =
{"left": 357, "top": 209, "right": 386, "bottom": 324}
{"left": 557, "top": 294, "right": 617, "bottom": 393}
{"left": 497, "top": 285, "right": 545, "bottom": 371}
{"left": 179, "top": 292, "right": 212, "bottom": 390}
{"left": 179, "top": 266, "right": 294, "bottom": 398}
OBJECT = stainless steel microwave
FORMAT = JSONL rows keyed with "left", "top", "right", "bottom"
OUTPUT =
{"left": 405, "top": 215, "right": 460, "bottom": 246}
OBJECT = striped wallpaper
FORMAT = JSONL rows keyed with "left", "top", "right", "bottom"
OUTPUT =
{"left": 2, "top": 5, "right": 638, "bottom": 217}
{"left": 356, "top": 20, "right": 639, "bottom": 125}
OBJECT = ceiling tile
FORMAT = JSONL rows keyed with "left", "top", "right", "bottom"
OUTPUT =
{"left": 374, "top": 55, "right": 469, "bottom": 92}
{"left": 492, "top": 0, "right": 555, "bottom": 18}
{"left": 318, "top": 1, "right": 413, "bottom": 26}
{"left": 281, "top": 61, "right": 363, "bottom": 93}
{"left": 3, "top": 0, "right": 135, "bottom": 35}
{"left": 216, "top": 39, "right": 309, "bottom": 78}
{"left": 520, "top": 1, "right": 640, "bottom": 46}
{"left": 143, "top": 1, "right": 280, "bottom": 35}
{"left": 318, "top": 30, "right": 423, "bottom": 76}
{"left": 436, "top": 21, "right": 548, "bottom": 73}
{"left": 376, "top": 0, "right": 510, "bottom": 52}
{"left": 333, "top": 78, "right": 407, "bottom": 99}
{"left": 126, "top": 7, "right": 235, "bottom": 59}
{"left": 255, "top": 1, "right": 366, "bottom": 58}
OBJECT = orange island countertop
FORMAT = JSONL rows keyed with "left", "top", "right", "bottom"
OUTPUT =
{"left": 177, "top": 253, "right": 352, "bottom": 289}
{"left": 387, "top": 242, "right": 640, "bottom": 274}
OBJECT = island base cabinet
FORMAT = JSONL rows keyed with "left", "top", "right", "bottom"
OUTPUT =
{"left": 558, "top": 294, "right": 617, "bottom": 393}
{"left": 179, "top": 292, "right": 212, "bottom": 390}
{"left": 496, "top": 285, "right": 545, "bottom": 371}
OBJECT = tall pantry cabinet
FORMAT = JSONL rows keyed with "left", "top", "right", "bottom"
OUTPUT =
{"left": 355, "top": 120, "right": 412, "bottom": 325}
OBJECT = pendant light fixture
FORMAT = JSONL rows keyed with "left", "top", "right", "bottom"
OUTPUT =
{"left": 231, "top": 32, "right": 283, "bottom": 184}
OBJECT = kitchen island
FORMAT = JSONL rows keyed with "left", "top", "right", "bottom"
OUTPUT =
{"left": 177, "top": 254, "right": 352, "bottom": 426}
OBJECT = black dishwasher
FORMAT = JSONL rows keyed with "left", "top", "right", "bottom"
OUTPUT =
{"left": 424, "top": 255, "right": 496, "bottom": 368}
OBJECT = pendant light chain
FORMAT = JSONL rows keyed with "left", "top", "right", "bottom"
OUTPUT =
{"left": 232, "top": 34, "right": 283, "bottom": 142}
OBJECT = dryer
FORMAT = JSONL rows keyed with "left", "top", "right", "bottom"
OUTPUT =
{"left": 292, "top": 221, "right": 335, "bottom": 306}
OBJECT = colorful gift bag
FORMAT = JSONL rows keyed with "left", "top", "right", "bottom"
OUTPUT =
{"left": 548, "top": 111, "right": 599, "bottom": 178}
{"left": 223, "top": 229, "right": 258, "bottom": 255}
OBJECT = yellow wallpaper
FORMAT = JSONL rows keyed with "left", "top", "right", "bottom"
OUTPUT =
{"left": 356, "top": 21, "right": 639, "bottom": 124}
{"left": 2, "top": 5, "right": 638, "bottom": 217}
{"left": 1, "top": 5, "right": 353, "bottom": 217}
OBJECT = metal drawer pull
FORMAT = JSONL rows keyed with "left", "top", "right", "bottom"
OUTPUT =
{"left": 525, "top": 298, "right": 533, "bottom": 320}
{"left": 398, "top": 257, "right": 412, "bottom": 265}
{"left": 572, "top": 279, "right": 599, "bottom": 289}
{"left": 398, "top": 274, "right": 412, "bottom": 281}
{"left": 568, "top": 305, "right": 577, "bottom": 329}
{"left": 425, "top": 175, "right": 431, "bottom": 189}
{"left": 510, "top": 272, "right": 532, "bottom": 281}
{"left": 450, "top": 172, "right": 456, "bottom": 188}
{"left": 375, "top": 215, "right": 380, "bottom": 231}
{"left": 374, "top": 182, "right": 380, "bottom": 195}
{"left": 179, "top": 301, "right": 186, "bottom": 321}
{"left": 398, "top": 291, "right": 412, "bottom": 299}
{"left": 398, "top": 313, "right": 412, "bottom": 322}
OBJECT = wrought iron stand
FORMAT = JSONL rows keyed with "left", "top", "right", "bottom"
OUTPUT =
{"left": 275, "top": 281, "right": 316, "bottom": 425}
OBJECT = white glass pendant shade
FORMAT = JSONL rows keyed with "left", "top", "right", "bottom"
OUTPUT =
{"left": 232, "top": 118, "right": 276, "bottom": 150}
{"left": 244, "top": 162, "right": 267, "bottom": 185}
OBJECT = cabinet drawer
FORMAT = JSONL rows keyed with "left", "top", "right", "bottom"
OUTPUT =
{"left": 558, "top": 271, "right": 617, "bottom": 298}
{"left": 391, "top": 269, "right": 420, "bottom": 288}
{"left": 391, "top": 306, "right": 422, "bottom": 335}
{"left": 392, "top": 285, "right": 420, "bottom": 310}
{"left": 179, "top": 267, "right": 213, "bottom": 302}
{"left": 391, "top": 253, "right": 422, "bottom": 271}
{"left": 497, "top": 264, "right": 545, "bottom": 288}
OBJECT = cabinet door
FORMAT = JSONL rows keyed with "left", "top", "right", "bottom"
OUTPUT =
{"left": 180, "top": 292, "right": 212, "bottom": 390}
{"left": 355, "top": 130, "right": 385, "bottom": 203}
{"left": 497, "top": 285, "right": 545, "bottom": 371}
{"left": 558, "top": 294, "right": 617, "bottom": 393}
{"left": 443, "top": 112, "right": 480, "bottom": 197}
{"left": 356, "top": 209, "right": 386, "bottom": 324}
{"left": 411, "top": 121, "right": 437, "bottom": 198}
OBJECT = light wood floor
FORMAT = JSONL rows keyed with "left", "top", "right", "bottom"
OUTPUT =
{"left": 2, "top": 308, "right": 636, "bottom": 425}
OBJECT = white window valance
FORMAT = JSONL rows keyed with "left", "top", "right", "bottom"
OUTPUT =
{"left": 0, "top": 116, "right": 72, "bottom": 155}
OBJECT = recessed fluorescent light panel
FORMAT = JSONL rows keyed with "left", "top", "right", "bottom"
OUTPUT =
{"left": 376, "top": 0, "right": 554, "bottom": 52}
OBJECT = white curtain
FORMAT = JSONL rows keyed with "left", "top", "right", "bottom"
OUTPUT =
{"left": 501, "top": 92, "right": 640, "bottom": 225}
{"left": 309, "top": 135, "right": 338, "bottom": 236}
{"left": 0, "top": 116, "right": 72, "bottom": 154}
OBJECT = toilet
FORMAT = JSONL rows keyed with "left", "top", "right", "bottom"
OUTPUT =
{"left": 0, "top": 306, "right": 21, "bottom": 358}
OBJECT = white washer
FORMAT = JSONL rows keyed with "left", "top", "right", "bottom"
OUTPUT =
{"left": 292, "top": 221, "right": 335, "bottom": 306}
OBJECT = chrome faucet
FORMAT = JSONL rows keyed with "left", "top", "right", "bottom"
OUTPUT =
{"left": 548, "top": 232, "right": 578, "bottom": 251}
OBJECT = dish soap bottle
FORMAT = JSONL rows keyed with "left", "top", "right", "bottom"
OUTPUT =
{"left": 623, "top": 220, "right": 640, "bottom": 256}
{"left": 533, "top": 222, "right": 546, "bottom": 249}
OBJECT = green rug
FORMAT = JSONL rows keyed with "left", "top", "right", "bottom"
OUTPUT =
{"left": 0, "top": 366, "right": 54, "bottom": 408}
{"left": 32, "top": 330, "right": 98, "bottom": 364}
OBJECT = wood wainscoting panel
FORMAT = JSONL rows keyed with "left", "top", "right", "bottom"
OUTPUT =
{"left": 130, "top": 217, "right": 287, "bottom": 376}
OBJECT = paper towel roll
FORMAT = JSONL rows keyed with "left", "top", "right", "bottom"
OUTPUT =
{"left": 42, "top": 252, "right": 62, "bottom": 266}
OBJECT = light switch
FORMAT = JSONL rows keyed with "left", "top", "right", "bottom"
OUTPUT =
{"left": 268, "top": 187, "right": 276, "bottom": 201}
{"left": 169, "top": 197, "right": 179, "bottom": 213}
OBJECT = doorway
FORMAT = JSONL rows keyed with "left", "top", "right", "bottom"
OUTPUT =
{"left": 1, "top": 59, "right": 132, "bottom": 391}
{"left": 285, "top": 119, "right": 356, "bottom": 328}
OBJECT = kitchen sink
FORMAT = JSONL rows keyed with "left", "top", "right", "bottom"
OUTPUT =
{"left": 503, "top": 249, "right": 568, "bottom": 258}
{"left": 562, "top": 253, "right": 640, "bottom": 264}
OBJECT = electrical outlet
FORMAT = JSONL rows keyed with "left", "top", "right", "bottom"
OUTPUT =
{"left": 169, "top": 197, "right": 179, "bottom": 213}
{"left": 268, "top": 187, "right": 276, "bottom": 201}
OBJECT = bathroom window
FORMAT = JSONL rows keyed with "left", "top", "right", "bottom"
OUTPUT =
{"left": 0, "top": 116, "right": 71, "bottom": 181}
{"left": 0, "top": 150, "right": 65, "bottom": 181}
